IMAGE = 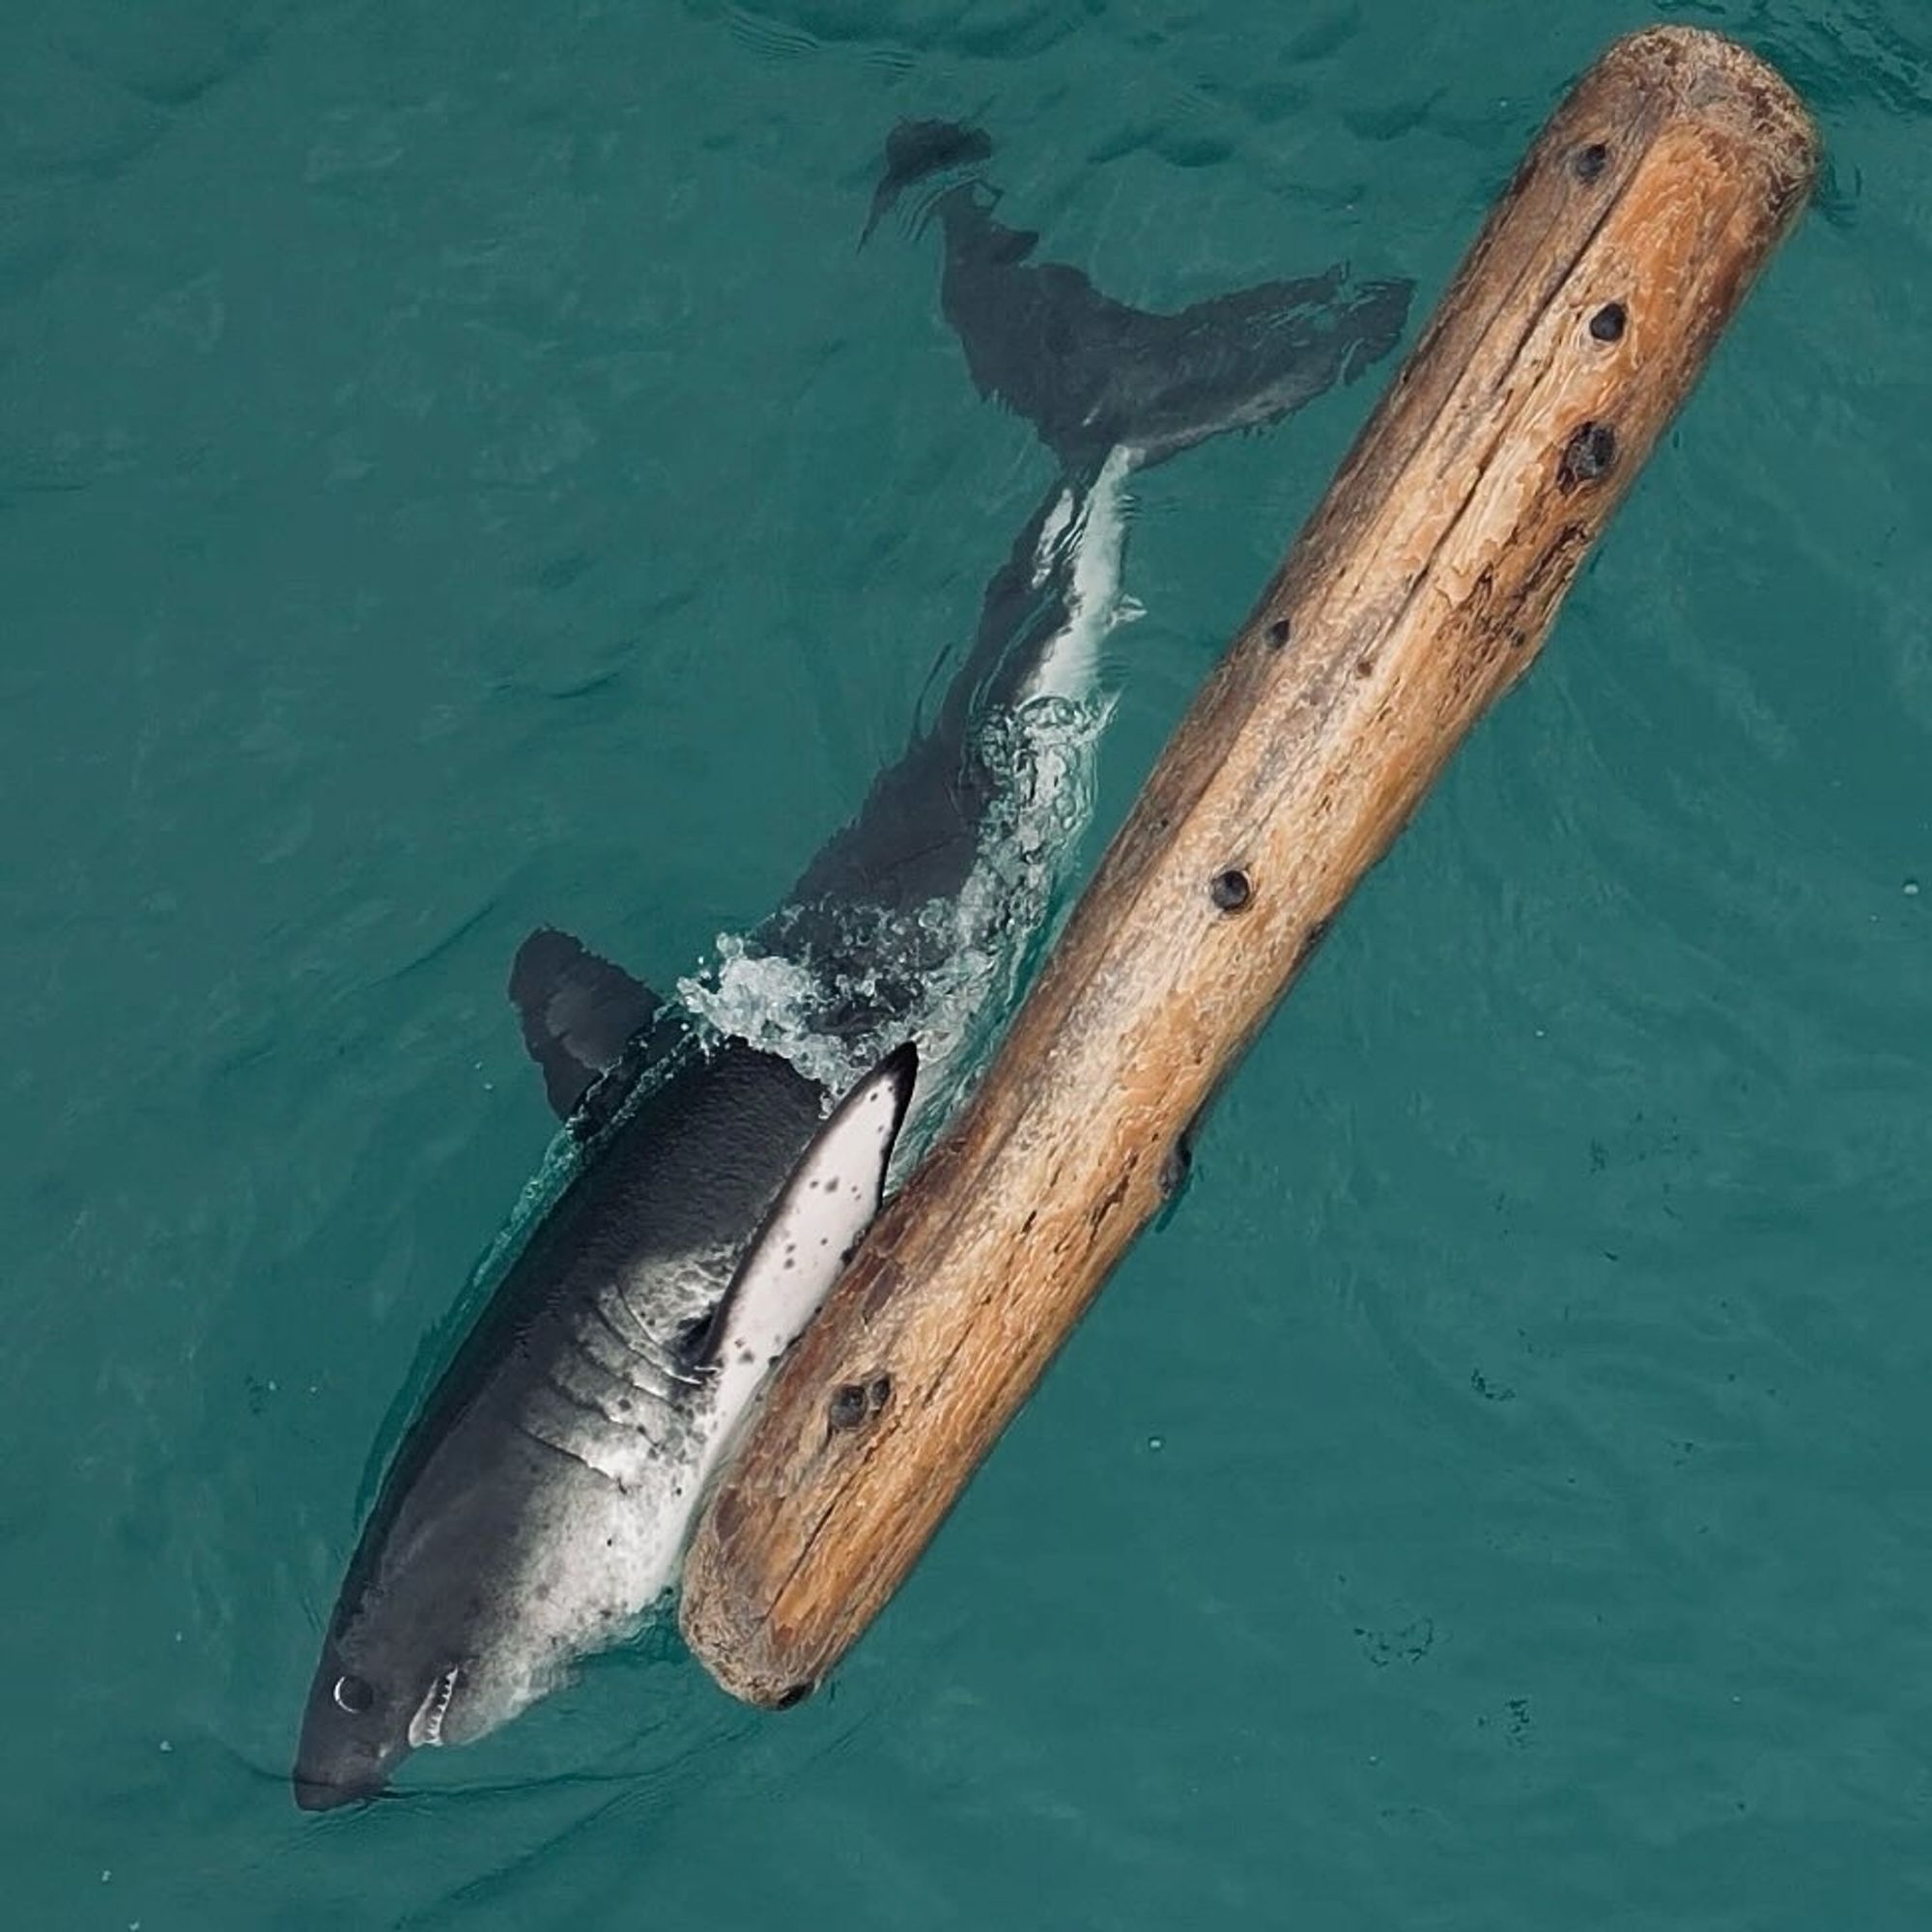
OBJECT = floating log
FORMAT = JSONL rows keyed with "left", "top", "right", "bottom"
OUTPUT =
{"left": 680, "top": 26, "right": 1817, "bottom": 1706}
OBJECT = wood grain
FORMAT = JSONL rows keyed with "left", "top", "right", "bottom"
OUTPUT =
{"left": 679, "top": 26, "right": 1818, "bottom": 1706}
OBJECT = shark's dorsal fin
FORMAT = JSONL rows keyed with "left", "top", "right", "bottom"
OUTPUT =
{"left": 690, "top": 1042, "right": 918, "bottom": 1466}
{"left": 507, "top": 927, "right": 661, "bottom": 1121}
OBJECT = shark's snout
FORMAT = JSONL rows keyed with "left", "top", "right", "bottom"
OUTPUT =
{"left": 291, "top": 1741, "right": 401, "bottom": 1811}
{"left": 293, "top": 1767, "right": 386, "bottom": 1812}
{"left": 292, "top": 1645, "right": 418, "bottom": 1813}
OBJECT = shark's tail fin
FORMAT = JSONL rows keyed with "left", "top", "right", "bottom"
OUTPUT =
{"left": 869, "top": 118, "right": 1413, "bottom": 472}
{"left": 861, "top": 118, "right": 995, "bottom": 246}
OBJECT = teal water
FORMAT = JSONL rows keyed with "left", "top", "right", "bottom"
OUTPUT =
{"left": 4, "top": 0, "right": 1929, "bottom": 1923}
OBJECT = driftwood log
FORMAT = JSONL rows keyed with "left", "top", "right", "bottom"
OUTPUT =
{"left": 680, "top": 26, "right": 1817, "bottom": 1706}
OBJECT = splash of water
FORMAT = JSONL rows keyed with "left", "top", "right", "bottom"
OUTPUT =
{"left": 676, "top": 449, "right": 1139, "bottom": 1151}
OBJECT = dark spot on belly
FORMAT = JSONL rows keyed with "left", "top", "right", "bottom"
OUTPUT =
{"left": 867, "top": 1374, "right": 893, "bottom": 1414}
{"left": 828, "top": 1383, "right": 867, "bottom": 1431}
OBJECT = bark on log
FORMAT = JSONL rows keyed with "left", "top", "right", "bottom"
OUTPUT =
{"left": 680, "top": 26, "right": 1817, "bottom": 1706}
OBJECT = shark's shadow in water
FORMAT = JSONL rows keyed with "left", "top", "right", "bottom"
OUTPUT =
{"left": 291, "top": 123, "right": 1412, "bottom": 1810}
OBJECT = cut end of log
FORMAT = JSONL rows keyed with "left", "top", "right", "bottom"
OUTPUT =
{"left": 680, "top": 1589, "right": 809, "bottom": 1711}
{"left": 1605, "top": 27, "right": 1818, "bottom": 193}
{"left": 1589, "top": 31, "right": 1819, "bottom": 248}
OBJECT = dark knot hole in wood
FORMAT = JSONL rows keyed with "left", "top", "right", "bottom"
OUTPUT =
{"left": 1572, "top": 141, "right": 1610, "bottom": 182}
{"left": 1210, "top": 868, "right": 1253, "bottom": 913}
{"left": 1557, "top": 420, "right": 1618, "bottom": 490}
{"left": 829, "top": 1375, "right": 894, "bottom": 1434}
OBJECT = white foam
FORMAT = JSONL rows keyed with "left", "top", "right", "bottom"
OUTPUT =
{"left": 676, "top": 447, "right": 1138, "bottom": 1151}
{"left": 1021, "top": 443, "right": 1138, "bottom": 706}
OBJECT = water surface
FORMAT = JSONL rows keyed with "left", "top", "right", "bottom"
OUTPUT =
{"left": 3, "top": 0, "right": 1929, "bottom": 1925}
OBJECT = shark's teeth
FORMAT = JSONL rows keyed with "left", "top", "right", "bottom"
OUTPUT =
{"left": 409, "top": 1666, "right": 460, "bottom": 1748}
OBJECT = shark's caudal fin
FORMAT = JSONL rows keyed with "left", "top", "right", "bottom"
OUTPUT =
{"left": 862, "top": 119, "right": 994, "bottom": 245}
{"left": 867, "top": 119, "right": 1413, "bottom": 473}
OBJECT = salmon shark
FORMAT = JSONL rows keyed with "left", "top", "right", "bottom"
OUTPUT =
{"left": 292, "top": 121, "right": 1410, "bottom": 1809}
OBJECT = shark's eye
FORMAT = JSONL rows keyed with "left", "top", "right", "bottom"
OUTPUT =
{"left": 332, "top": 1674, "right": 375, "bottom": 1715}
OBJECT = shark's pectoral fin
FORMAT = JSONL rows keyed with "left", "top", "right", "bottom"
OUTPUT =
{"left": 508, "top": 927, "right": 661, "bottom": 1120}
{"left": 690, "top": 1042, "right": 920, "bottom": 1439}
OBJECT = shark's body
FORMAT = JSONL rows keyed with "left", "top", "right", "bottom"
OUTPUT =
{"left": 293, "top": 124, "right": 1410, "bottom": 1809}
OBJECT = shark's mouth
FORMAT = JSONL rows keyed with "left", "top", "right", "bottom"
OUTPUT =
{"left": 408, "top": 1666, "right": 461, "bottom": 1748}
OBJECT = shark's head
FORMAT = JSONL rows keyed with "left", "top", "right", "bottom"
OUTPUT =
{"left": 293, "top": 1628, "right": 458, "bottom": 1809}
{"left": 293, "top": 1481, "right": 544, "bottom": 1810}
